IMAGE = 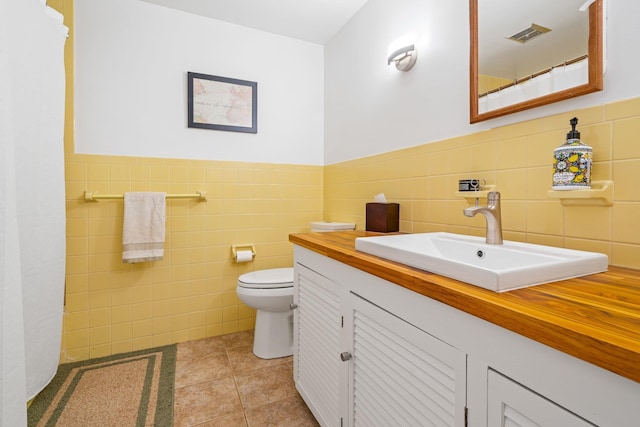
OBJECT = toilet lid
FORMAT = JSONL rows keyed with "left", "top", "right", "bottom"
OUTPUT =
{"left": 238, "top": 267, "right": 294, "bottom": 289}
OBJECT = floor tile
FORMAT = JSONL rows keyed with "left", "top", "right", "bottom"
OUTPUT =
{"left": 173, "top": 376, "right": 242, "bottom": 427}
{"left": 196, "top": 412, "right": 248, "bottom": 427}
{"left": 175, "top": 336, "right": 232, "bottom": 387}
{"left": 173, "top": 332, "right": 317, "bottom": 426}
{"left": 221, "top": 330, "right": 255, "bottom": 349}
{"left": 175, "top": 352, "right": 232, "bottom": 388}
{"left": 244, "top": 395, "right": 319, "bottom": 427}
{"left": 226, "top": 344, "right": 290, "bottom": 374}
{"left": 177, "top": 336, "right": 226, "bottom": 360}
{"left": 234, "top": 364, "right": 298, "bottom": 409}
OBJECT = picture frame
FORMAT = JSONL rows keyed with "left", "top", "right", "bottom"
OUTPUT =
{"left": 187, "top": 72, "right": 257, "bottom": 133}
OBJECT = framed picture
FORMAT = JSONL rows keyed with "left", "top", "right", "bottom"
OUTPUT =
{"left": 187, "top": 72, "right": 257, "bottom": 133}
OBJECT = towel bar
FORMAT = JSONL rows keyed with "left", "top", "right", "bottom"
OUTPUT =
{"left": 84, "top": 191, "right": 207, "bottom": 202}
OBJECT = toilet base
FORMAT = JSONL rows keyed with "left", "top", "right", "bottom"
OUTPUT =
{"left": 253, "top": 309, "right": 293, "bottom": 359}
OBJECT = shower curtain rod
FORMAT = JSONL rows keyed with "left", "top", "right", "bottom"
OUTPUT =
{"left": 479, "top": 54, "right": 588, "bottom": 98}
{"left": 84, "top": 191, "right": 207, "bottom": 202}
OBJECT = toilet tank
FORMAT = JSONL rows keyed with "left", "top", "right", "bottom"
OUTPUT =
{"left": 310, "top": 221, "right": 355, "bottom": 232}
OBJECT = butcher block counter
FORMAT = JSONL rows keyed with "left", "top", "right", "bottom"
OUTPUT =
{"left": 289, "top": 230, "right": 640, "bottom": 384}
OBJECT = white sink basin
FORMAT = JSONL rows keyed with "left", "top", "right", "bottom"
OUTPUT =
{"left": 355, "top": 232, "right": 608, "bottom": 292}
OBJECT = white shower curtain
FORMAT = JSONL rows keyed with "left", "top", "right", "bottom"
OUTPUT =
{"left": 0, "top": 0, "right": 68, "bottom": 425}
{"left": 478, "top": 58, "right": 589, "bottom": 114}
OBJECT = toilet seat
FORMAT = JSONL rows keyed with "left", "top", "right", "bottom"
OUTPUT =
{"left": 238, "top": 267, "right": 294, "bottom": 289}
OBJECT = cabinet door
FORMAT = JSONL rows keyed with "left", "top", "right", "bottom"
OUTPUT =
{"left": 488, "top": 370, "right": 595, "bottom": 426}
{"left": 294, "top": 265, "right": 344, "bottom": 426}
{"left": 349, "top": 294, "right": 467, "bottom": 427}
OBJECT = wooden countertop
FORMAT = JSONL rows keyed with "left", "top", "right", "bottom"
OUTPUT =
{"left": 290, "top": 230, "right": 640, "bottom": 383}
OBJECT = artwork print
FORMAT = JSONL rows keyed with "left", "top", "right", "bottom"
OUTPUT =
{"left": 187, "top": 72, "right": 257, "bottom": 133}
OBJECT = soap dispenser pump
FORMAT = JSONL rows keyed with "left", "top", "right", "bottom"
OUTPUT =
{"left": 552, "top": 117, "right": 592, "bottom": 190}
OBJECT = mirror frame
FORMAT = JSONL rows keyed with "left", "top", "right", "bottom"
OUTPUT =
{"left": 470, "top": 0, "right": 603, "bottom": 123}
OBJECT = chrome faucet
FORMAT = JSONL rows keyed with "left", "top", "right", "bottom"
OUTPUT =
{"left": 463, "top": 191, "right": 503, "bottom": 245}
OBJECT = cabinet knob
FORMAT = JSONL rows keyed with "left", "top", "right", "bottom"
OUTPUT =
{"left": 290, "top": 303, "right": 298, "bottom": 310}
{"left": 340, "top": 352, "right": 352, "bottom": 361}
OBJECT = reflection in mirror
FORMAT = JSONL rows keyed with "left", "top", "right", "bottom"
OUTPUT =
{"left": 470, "top": 0, "right": 603, "bottom": 123}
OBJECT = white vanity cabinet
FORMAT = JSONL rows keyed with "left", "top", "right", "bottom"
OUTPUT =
{"left": 293, "top": 245, "right": 640, "bottom": 427}
{"left": 487, "top": 370, "right": 594, "bottom": 426}
{"left": 348, "top": 293, "right": 467, "bottom": 426}
{"left": 294, "top": 249, "right": 467, "bottom": 427}
{"left": 293, "top": 263, "right": 345, "bottom": 426}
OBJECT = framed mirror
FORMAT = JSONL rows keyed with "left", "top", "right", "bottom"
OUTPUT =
{"left": 470, "top": 0, "right": 603, "bottom": 123}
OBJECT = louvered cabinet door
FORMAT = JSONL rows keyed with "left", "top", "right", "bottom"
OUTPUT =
{"left": 487, "top": 370, "right": 595, "bottom": 427}
{"left": 294, "top": 265, "right": 344, "bottom": 426}
{"left": 349, "top": 294, "right": 467, "bottom": 427}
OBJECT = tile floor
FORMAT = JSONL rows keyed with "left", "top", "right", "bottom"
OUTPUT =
{"left": 173, "top": 330, "right": 319, "bottom": 427}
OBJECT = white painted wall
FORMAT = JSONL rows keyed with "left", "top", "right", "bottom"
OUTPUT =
{"left": 75, "top": 0, "right": 325, "bottom": 165}
{"left": 76, "top": 0, "right": 640, "bottom": 166}
{"left": 324, "top": 0, "right": 640, "bottom": 164}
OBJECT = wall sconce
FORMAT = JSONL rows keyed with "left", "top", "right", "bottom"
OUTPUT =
{"left": 387, "top": 34, "right": 417, "bottom": 72}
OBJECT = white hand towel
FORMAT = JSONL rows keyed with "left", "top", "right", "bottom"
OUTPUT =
{"left": 122, "top": 192, "right": 166, "bottom": 263}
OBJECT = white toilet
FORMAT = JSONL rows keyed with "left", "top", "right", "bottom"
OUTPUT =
{"left": 236, "top": 267, "right": 295, "bottom": 359}
{"left": 236, "top": 221, "right": 355, "bottom": 359}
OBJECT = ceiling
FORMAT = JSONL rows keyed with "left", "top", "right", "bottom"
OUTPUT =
{"left": 140, "top": 0, "right": 370, "bottom": 45}
{"left": 479, "top": 0, "right": 589, "bottom": 79}
{"left": 139, "top": 0, "right": 589, "bottom": 77}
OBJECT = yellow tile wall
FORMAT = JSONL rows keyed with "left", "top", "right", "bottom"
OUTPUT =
{"left": 55, "top": 0, "right": 324, "bottom": 363}
{"left": 64, "top": 155, "right": 323, "bottom": 361}
{"left": 55, "top": 0, "right": 640, "bottom": 363}
{"left": 324, "top": 98, "right": 640, "bottom": 271}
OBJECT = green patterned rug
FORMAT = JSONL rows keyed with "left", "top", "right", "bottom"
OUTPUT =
{"left": 28, "top": 345, "right": 176, "bottom": 427}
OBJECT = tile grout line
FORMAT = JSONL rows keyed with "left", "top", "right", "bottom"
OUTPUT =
{"left": 225, "top": 342, "right": 252, "bottom": 426}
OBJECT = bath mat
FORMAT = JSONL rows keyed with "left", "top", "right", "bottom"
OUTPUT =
{"left": 27, "top": 344, "right": 176, "bottom": 427}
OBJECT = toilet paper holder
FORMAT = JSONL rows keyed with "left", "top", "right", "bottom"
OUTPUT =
{"left": 231, "top": 244, "right": 256, "bottom": 262}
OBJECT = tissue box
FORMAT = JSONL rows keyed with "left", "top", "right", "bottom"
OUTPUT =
{"left": 366, "top": 203, "right": 399, "bottom": 233}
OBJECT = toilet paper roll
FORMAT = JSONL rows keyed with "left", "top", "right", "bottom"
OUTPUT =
{"left": 235, "top": 250, "right": 254, "bottom": 263}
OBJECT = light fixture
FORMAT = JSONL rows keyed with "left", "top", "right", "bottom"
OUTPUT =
{"left": 387, "top": 34, "right": 417, "bottom": 72}
{"left": 387, "top": 45, "right": 417, "bottom": 71}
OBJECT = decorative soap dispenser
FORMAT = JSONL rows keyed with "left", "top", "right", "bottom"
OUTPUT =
{"left": 552, "top": 117, "right": 592, "bottom": 190}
